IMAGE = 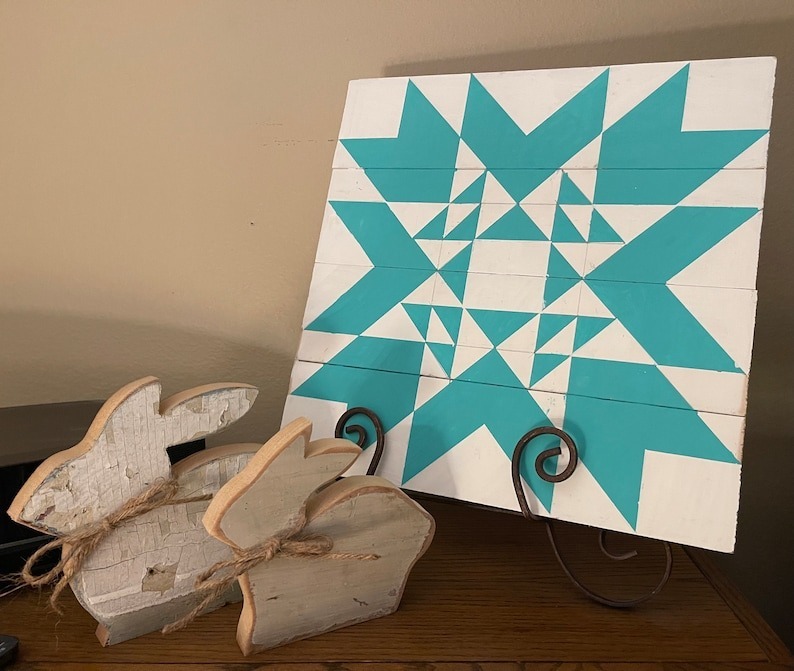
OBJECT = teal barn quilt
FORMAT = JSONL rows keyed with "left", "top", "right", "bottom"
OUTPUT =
{"left": 282, "top": 57, "right": 776, "bottom": 552}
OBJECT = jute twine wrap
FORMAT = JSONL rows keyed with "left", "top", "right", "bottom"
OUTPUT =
{"left": 19, "top": 477, "right": 212, "bottom": 613}
{"left": 161, "top": 511, "right": 380, "bottom": 634}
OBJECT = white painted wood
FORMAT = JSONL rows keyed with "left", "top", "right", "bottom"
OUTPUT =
{"left": 636, "top": 451, "right": 742, "bottom": 552}
{"left": 203, "top": 418, "right": 435, "bottom": 654}
{"left": 7, "top": 377, "right": 259, "bottom": 645}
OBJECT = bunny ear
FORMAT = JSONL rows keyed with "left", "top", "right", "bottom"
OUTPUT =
{"left": 204, "top": 418, "right": 361, "bottom": 549}
{"left": 8, "top": 378, "right": 258, "bottom": 536}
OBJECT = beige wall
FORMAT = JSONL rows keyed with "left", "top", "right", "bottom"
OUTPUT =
{"left": 1, "top": 0, "right": 793, "bottom": 646}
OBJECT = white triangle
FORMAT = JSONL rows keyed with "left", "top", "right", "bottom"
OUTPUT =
{"left": 725, "top": 135, "right": 769, "bottom": 169}
{"left": 659, "top": 366, "right": 747, "bottom": 416}
{"left": 577, "top": 282, "right": 613, "bottom": 318}
{"left": 696, "top": 412, "right": 745, "bottom": 460}
{"left": 482, "top": 172, "right": 514, "bottom": 204}
{"left": 388, "top": 202, "right": 448, "bottom": 237}
{"left": 521, "top": 170, "right": 561, "bottom": 205}
{"left": 331, "top": 142, "right": 358, "bottom": 169}
{"left": 560, "top": 205, "right": 592, "bottom": 241}
{"left": 679, "top": 168, "right": 766, "bottom": 208}
{"left": 296, "top": 331, "right": 356, "bottom": 364}
{"left": 475, "top": 67, "right": 607, "bottom": 135}
{"left": 573, "top": 320, "right": 655, "bottom": 364}
{"left": 415, "top": 375, "right": 450, "bottom": 410}
{"left": 458, "top": 308, "right": 494, "bottom": 348}
{"left": 426, "top": 310, "right": 453, "bottom": 345}
{"left": 364, "top": 304, "right": 425, "bottom": 342}
{"left": 543, "top": 281, "right": 582, "bottom": 315}
{"left": 302, "top": 264, "right": 371, "bottom": 327}
{"left": 451, "top": 345, "right": 489, "bottom": 378}
{"left": 593, "top": 205, "right": 673, "bottom": 243}
{"left": 550, "top": 460, "right": 633, "bottom": 532}
{"left": 315, "top": 203, "right": 375, "bottom": 267}
{"left": 444, "top": 203, "right": 478, "bottom": 236}
{"left": 537, "top": 320, "right": 576, "bottom": 355}
{"left": 431, "top": 276, "right": 463, "bottom": 308}
{"left": 563, "top": 135, "right": 602, "bottom": 170}
{"left": 420, "top": 344, "right": 448, "bottom": 379}
{"left": 567, "top": 169, "right": 597, "bottom": 201}
{"left": 554, "top": 242, "right": 588, "bottom": 276}
{"left": 669, "top": 212, "right": 761, "bottom": 290}
{"left": 403, "top": 425, "right": 535, "bottom": 512}
{"left": 412, "top": 73, "right": 470, "bottom": 133}
{"left": 456, "top": 139, "right": 485, "bottom": 169}
{"left": 498, "top": 349, "right": 532, "bottom": 387}
{"left": 603, "top": 61, "right": 686, "bottom": 130}
{"left": 326, "top": 168, "right": 385, "bottom": 202}
{"left": 499, "top": 315, "right": 539, "bottom": 352}
{"left": 521, "top": 203, "right": 555, "bottom": 239}
{"left": 476, "top": 203, "right": 513, "bottom": 237}
{"left": 449, "top": 169, "right": 485, "bottom": 202}
{"left": 416, "top": 239, "right": 443, "bottom": 267}
{"left": 438, "top": 240, "right": 471, "bottom": 269}
{"left": 403, "top": 275, "right": 436, "bottom": 304}
{"left": 668, "top": 285, "right": 756, "bottom": 372}
{"left": 531, "top": 355, "right": 571, "bottom": 394}
{"left": 583, "top": 242, "right": 623, "bottom": 275}
{"left": 343, "top": 413, "right": 413, "bottom": 483}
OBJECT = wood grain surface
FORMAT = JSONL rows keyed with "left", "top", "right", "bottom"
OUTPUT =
{"left": 1, "top": 498, "right": 790, "bottom": 669}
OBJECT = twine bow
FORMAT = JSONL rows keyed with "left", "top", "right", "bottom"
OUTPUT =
{"left": 162, "top": 512, "right": 380, "bottom": 634}
{"left": 19, "top": 478, "right": 212, "bottom": 613}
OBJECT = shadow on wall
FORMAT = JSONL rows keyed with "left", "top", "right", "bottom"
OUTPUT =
{"left": 383, "top": 19, "right": 794, "bottom": 649}
{"left": 0, "top": 310, "right": 293, "bottom": 447}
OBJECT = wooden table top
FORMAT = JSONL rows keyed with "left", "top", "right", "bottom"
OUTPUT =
{"left": 1, "top": 498, "right": 790, "bottom": 670}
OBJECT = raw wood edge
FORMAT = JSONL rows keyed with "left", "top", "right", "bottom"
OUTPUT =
{"left": 158, "top": 382, "right": 258, "bottom": 416}
{"left": 686, "top": 547, "right": 794, "bottom": 664}
{"left": 237, "top": 476, "right": 435, "bottom": 656}
{"left": 6, "top": 376, "right": 161, "bottom": 527}
{"left": 202, "top": 418, "right": 361, "bottom": 548}
{"left": 170, "top": 443, "right": 262, "bottom": 477}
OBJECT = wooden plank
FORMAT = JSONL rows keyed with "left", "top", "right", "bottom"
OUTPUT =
{"left": 0, "top": 500, "right": 770, "bottom": 664}
{"left": 687, "top": 548, "right": 794, "bottom": 665}
{"left": 202, "top": 418, "right": 435, "bottom": 654}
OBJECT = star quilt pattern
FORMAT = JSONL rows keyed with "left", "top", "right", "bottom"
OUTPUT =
{"left": 282, "top": 57, "right": 776, "bottom": 552}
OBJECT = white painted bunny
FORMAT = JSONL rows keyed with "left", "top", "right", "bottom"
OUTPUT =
{"left": 8, "top": 376, "right": 260, "bottom": 645}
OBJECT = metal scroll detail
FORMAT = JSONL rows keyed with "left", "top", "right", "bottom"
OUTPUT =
{"left": 334, "top": 408, "right": 672, "bottom": 607}
{"left": 334, "top": 407, "right": 385, "bottom": 476}
{"left": 511, "top": 426, "right": 673, "bottom": 608}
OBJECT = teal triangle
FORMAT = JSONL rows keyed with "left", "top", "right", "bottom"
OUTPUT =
{"left": 478, "top": 205, "right": 546, "bottom": 241}
{"left": 467, "top": 309, "right": 536, "bottom": 346}
{"left": 433, "top": 306, "right": 463, "bottom": 342}
{"left": 459, "top": 349, "right": 523, "bottom": 388}
{"left": 439, "top": 270, "right": 467, "bottom": 302}
{"left": 445, "top": 205, "right": 480, "bottom": 240}
{"left": 441, "top": 243, "right": 472, "bottom": 272}
{"left": 558, "top": 172, "right": 590, "bottom": 204}
{"left": 543, "top": 276, "right": 578, "bottom": 308}
{"left": 402, "top": 303, "right": 432, "bottom": 338}
{"left": 427, "top": 342, "right": 454, "bottom": 376}
{"left": 551, "top": 205, "right": 585, "bottom": 242}
{"left": 530, "top": 354, "right": 569, "bottom": 386}
{"left": 573, "top": 316, "right": 613, "bottom": 351}
{"left": 415, "top": 207, "right": 447, "bottom": 240}
{"left": 588, "top": 210, "right": 622, "bottom": 242}
{"left": 453, "top": 173, "right": 486, "bottom": 203}
{"left": 536, "top": 314, "right": 576, "bottom": 350}
{"left": 547, "top": 245, "right": 581, "bottom": 279}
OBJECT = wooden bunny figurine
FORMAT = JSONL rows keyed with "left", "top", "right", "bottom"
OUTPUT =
{"left": 168, "top": 417, "right": 435, "bottom": 653}
{"left": 8, "top": 376, "right": 261, "bottom": 645}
